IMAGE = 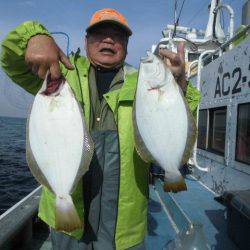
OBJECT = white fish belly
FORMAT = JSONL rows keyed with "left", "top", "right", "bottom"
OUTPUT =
{"left": 28, "top": 83, "right": 85, "bottom": 195}
{"left": 136, "top": 76, "right": 188, "bottom": 174}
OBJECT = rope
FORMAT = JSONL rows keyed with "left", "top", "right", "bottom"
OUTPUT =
{"left": 51, "top": 31, "right": 70, "bottom": 57}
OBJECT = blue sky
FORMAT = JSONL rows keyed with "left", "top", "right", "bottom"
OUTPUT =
{"left": 0, "top": 0, "right": 246, "bottom": 117}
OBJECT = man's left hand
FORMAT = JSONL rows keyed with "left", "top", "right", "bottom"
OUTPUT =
{"left": 159, "top": 41, "right": 186, "bottom": 92}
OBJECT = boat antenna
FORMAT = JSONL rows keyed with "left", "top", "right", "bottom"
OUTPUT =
{"left": 212, "top": 0, "right": 220, "bottom": 39}
{"left": 172, "top": 0, "right": 178, "bottom": 38}
{"left": 174, "top": 0, "right": 177, "bottom": 25}
{"left": 172, "top": 0, "right": 187, "bottom": 38}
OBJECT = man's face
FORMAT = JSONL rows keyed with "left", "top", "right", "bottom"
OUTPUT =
{"left": 85, "top": 23, "right": 128, "bottom": 69}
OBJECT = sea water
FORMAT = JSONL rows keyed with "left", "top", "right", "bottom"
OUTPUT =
{"left": 0, "top": 116, "right": 38, "bottom": 215}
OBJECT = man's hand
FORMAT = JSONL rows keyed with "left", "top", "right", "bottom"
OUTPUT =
{"left": 25, "top": 35, "right": 74, "bottom": 80}
{"left": 159, "top": 41, "right": 186, "bottom": 92}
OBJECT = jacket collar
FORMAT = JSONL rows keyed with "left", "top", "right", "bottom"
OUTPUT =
{"left": 118, "top": 71, "right": 138, "bottom": 102}
{"left": 72, "top": 49, "right": 138, "bottom": 103}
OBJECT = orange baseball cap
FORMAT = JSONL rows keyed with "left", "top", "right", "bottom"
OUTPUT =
{"left": 86, "top": 8, "right": 132, "bottom": 36}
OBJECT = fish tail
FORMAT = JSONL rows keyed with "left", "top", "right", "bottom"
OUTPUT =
{"left": 163, "top": 175, "right": 187, "bottom": 193}
{"left": 55, "top": 195, "right": 82, "bottom": 232}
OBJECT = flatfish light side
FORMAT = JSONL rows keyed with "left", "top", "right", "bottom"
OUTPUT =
{"left": 26, "top": 78, "right": 92, "bottom": 232}
{"left": 52, "top": 82, "right": 91, "bottom": 232}
{"left": 134, "top": 55, "right": 191, "bottom": 193}
{"left": 26, "top": 105, "right": 54, "bottom": 194}
{"left": 133, "top": 111, "right": 158, "bottom": 164}
{"left": 69, "top": 98, "right": 94, "bottom": 194}
{"left": 28, "top": 81, "right": 86, "bottom": 194}
{"left": 133, "top": 83, "right": 157, "bottom": 165}
{"left": 162, "top": 83, "right": 196, "bottom": 193}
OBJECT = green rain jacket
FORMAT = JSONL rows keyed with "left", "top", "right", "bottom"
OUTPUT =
{"left": 1, "top": 21, "right": 201, "bottom": 250}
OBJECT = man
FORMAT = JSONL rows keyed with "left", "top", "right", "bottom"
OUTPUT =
{"left": 1, "top": 8, "right": 200, "bottom": 250}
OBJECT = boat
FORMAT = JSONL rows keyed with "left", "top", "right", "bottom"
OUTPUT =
{"left": 0, "top": 0, "right": 249, "bottom": 249}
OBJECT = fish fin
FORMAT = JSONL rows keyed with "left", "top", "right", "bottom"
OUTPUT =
{"left": 26, "top": 113, "right": 54, "bottom": 193}
{"left": 132, "top": 101, "right": 156, "bottom": 164}
{"left": 71, "top": 131, "right": 94, "bottom": 193}
{"left": 69, "top": 86, "right": 94, "bottom": 193}
{"left": 179, "top": 87, "right": 198, "bottom": 165}
{"left": 55, "top": 195, "right": 82, "bottom": 232}
{"left": 163, "top": 176, "right": 187, "bottom": 193}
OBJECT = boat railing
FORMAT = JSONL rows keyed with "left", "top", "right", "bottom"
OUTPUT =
{"left": 0, "top": 186, "right": 42, "bottom": 249}
{"left": 187, "top": 24, "right": 250, "bottom": 79}
{"left": 202, "top": 24, "right": 250, "bottom": 65}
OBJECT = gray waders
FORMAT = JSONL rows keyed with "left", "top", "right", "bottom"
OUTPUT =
{"left": 51, "top": 130, "right": 145, "bottom": 250}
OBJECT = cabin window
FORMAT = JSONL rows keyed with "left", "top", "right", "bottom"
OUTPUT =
{"left": 197, "top": 110, "right": 208, "bottom": 149}
{"left": 235, "top": 103, "right": 250, "bottom": 165}
{"left": 203, "top": 55, "right": 219, "bottom": 66}
{"left": 188, "top": 53, "right": 200, "bottom": 62}
{"left": 208, "top": 107, "right": 227, "bottom": 155}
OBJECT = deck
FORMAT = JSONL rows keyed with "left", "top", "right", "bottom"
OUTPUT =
{"left": 0, "top": 176, "right": 238, "bottom": 249}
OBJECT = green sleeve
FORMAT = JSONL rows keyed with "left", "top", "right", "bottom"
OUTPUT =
{"left": 185, "top": 81, "right": 201, "bottom": 120}
{"left": 233, "top": 25, "right": 249, "bottom": 47}
{"left": 1, "top": 21, "right": 67, "bottom": 95}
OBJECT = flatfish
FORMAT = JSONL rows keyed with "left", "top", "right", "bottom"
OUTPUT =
{"left": 26, "top": 74, "right": 94, "bottom": 232}
{"left": 134, "top": 53, "right": 197, "bottom": 192}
